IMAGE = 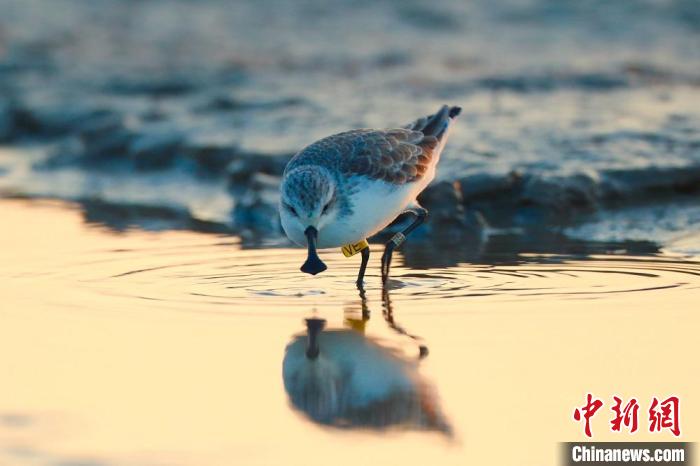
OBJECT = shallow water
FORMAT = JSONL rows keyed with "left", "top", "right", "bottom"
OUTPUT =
{"left": 1, "top": 198, "right": 698, "bottom": 466}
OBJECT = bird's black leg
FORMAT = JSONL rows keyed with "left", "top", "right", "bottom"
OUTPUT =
{"left": 356, "top": 246, "right": 370, "bottom": 290}
{"left": 381, "top": 207, "right": 428, "bottom": 285}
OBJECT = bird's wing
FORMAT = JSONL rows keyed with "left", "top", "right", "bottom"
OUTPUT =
{"left": 339, "top": 128, "right": 439, "bottom": 184}
{"left": 285, "top": 105, "right": 460, "bottom": 185}
{"left": 285, "top": 128, "right": 437, "bottom": 185}
{"left": 347, "top": 105, "right": 459, "bottom": 184}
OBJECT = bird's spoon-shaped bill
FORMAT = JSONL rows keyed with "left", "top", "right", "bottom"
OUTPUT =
{"left": 301, "top": 226, "right": 327, "bottom": 275}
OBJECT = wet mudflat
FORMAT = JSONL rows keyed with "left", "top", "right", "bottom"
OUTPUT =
{"left": 1, "top": 198, "right": 698, "bottom": 466}
{"left": 2, "top": 0, "right": 700, "bottom": 248}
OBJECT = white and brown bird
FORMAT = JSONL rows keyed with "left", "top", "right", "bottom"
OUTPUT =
{"left": 279, "top": 104, "right": 461, "bottom": 287}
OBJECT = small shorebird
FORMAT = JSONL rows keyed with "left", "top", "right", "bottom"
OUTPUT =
{"left": 279, "top": 104, "right": 461, "bottom": 287}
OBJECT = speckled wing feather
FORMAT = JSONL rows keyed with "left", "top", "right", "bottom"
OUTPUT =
{"left": 339, "top": 129, "right": 439, "bottom": 184}
{"left": 285, "top": 127, "right": 439, "bottom": 185}
{"left": 285, "top": 105, "right": 459, "bottom": 185}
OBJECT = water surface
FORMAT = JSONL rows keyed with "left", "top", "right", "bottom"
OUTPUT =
{"left": 1, "top": 198, "right": 698, "bottom": 466}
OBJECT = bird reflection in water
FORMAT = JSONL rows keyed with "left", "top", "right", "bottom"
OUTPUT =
{"left": 282, "top": 290, "right": 451, "bottom": 434}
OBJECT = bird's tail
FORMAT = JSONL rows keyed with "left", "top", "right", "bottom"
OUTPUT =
{"left": 404, "top": 104, "right": 461, "bottom": 141}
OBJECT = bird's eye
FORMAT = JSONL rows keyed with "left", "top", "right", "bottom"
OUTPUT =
{"left": 322, "top": 202, "right": 332, "bottom": 215}
{"left": 285, "top": 203, "right": 298, "bottom": 216}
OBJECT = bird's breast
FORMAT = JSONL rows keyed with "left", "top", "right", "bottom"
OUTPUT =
{"left": 316, "top": 178, "right": 418, "bottom": 248}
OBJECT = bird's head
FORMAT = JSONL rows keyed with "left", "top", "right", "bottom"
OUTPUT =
{"left": 279, "top": 166, "right": 339, "bottom": 275}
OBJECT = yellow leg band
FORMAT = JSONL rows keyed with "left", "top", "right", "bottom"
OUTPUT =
{"left": 341, "top": 239, "right": 369, "bottom": 258}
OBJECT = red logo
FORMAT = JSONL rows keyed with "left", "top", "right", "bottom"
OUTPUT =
{"left": 611, "top": 396, "right": 639, "bottom": 433}
{"left": 573, "top": 393, "right": 603, "bottom": 438}
{"left": 573, "top": 394, "right": 681, "bottom": 438}
{"left": 649, "top": 396, "right": 681, "bottom": 437}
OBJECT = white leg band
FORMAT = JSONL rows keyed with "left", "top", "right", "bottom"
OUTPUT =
{"left": 391, "top": 232, "right": 406, "bottom": 247}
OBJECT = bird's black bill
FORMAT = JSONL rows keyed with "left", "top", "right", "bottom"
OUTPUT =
{"left": 300, "top": 226, "right": 327, "bottom": 275}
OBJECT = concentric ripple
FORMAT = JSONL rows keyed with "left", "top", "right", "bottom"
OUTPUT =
{"left": 42, "top": 235, "right": 700, "bottom": 313}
